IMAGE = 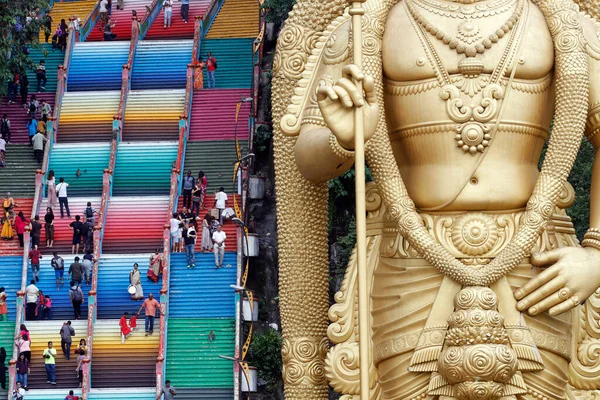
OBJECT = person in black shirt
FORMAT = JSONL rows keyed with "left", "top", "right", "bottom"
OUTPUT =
{"left": 44, "top": 207, "right": 54, "bottom": 248}
{"left": 30, "top": 215, "right": 42, "bottom": 249}
{"left": 81, "top": 220, "right": 94, "bottom": 253}
{"left": 104, "top": 18, "right": 117, "bottom": 41}
{"left": 69, "top": 216, "right": 83, "bottom": 255}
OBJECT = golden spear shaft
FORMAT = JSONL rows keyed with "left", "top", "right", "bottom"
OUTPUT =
{"left": 349, "top": 1, "right": 370, "bottom": 398}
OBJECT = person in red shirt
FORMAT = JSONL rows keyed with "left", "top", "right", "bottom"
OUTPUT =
{"left": 129, "top": 313, "right": 138, "bottom": 331}
{"left": 14, "top": 212, "right": 29, "bottom": 248}
{"left": 205, "top": 53, "right": 217, "bottom": 89}
{"left": 65, "top": 389, "right": 79, "bottom": 400}
{"left": 137, "top": 293, "right": 162, "bottom": 336}
{"left": 29, "top": 247, "right": 42, "bottom": 282}
{"left": 119, "top": 312, "right": 132, "bottom": 342}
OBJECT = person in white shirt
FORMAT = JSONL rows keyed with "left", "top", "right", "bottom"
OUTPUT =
{"left": 169, "top": 213, "right": 182, "bottom": 252}
{"left": 213, "top": 187, "right": 228, "bottom": 225}
{"left": 12, "top": 381, "right": 25, "bottom": 400}
{"left": 163, "top": 0, "right": 173, "bottom": 28}
{"left": 56, "top": 177, "right": 70, "bottom": 218}
{"left": 99, "top": 0, "right": 108, "bottom": 30}
{"left": 25, "top": 280, "right": 39, "bottom": 320}
{"left": 212, "top": 224, "right": 227, "bottom": 268}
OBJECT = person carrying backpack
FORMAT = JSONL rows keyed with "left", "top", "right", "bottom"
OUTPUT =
{"left": 83, "top": 202, "right": 97, "bottom": 224}
{"left": 36, "top": 60, "right": 47, "bottom": 92}
{"left": 69, "top": 282, "right": 84, "bottom": 320}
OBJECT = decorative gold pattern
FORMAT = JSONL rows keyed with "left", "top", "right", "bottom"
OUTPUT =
{"left": 413, "top": 0, "right": 517, "bottom": 19}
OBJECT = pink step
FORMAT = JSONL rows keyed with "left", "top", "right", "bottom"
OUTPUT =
{"left": 1, "top": 93, "right": 55, "bottom": 144}
{"left": 188, "top": 89, "right": 250, "bottom": 141}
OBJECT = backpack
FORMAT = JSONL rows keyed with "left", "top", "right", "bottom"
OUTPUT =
{"left": 85, "top": 207, "right": 94, "bottom": 218}
{"left": 71, "top": 287, "right": 83, "bottom": 302}
{"left": 52, "top": 257, "right": 64, "bottom": 270}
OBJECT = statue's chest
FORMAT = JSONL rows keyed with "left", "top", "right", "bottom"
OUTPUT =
{"left": 382, "top": 1, "right": 554, "bottom": 83}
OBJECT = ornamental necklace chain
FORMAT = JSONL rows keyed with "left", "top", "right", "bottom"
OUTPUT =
{"left": 412, "top": 0, "right": 517, "bottom": 20}
{"left": 404, "top": 0, "right": 528, "bottom": 154}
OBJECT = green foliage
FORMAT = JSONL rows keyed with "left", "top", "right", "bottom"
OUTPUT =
{"left": 247, "top": 329, "right": 283, "bottom": 392}
{"left": 567, "top": 139, "right": 594, "bottom": 240}
{"left": 0, "top": 0, "right": 49, "bottom": 97}
{"left": 255, "top": 124, "right": 273, "bottom": 153}
{"left": 261, "top": 0, "right": 296, "bottom": 27}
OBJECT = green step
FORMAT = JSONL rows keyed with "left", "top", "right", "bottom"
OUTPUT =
{"left": 26, "top": 43, "right": 65, "bottom": 93}
{"left": 0, "top": 144, "right": 40, "bottom": 196}
{"left": 183, "top": 141, "right": 247, "bottom": 194}
{"left": 165, "top": 318, "right": 235, "bottom": 388}
{"left": 0, "top": 321, "right": 15, "bottom": 385}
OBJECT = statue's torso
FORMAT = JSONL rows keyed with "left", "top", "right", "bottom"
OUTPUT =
{"left": 382, "top": 0, "right": 555, "bottom": 211}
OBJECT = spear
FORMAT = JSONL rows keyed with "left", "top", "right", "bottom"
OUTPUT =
{"left": 349, "top": 0, "right": 370, "bottom": 398}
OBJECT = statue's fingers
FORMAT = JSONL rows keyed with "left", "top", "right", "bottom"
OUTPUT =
{"left": 514, "top": 264, "right": 559, "bottom": 300}
{"left": 333, "top": 86, "right": 353, "bottom": 108}
{"left": 363, "top": 75, "right": 376, "bottom": 105}
{"left": 527, "top": 285, "right": 571, "bottom": 316}
{"left": 516, "top": 276, "right": 565, "bottom": 311}
{"left": 549, "top": 295, "right": 581, "bottom": 316}
{"left": 336, "top": 78, "right": 364, "bottom": 106}
{"left": 317, "top": 85, "right": 338, "bottom": 103}
{"left": 530, "top": 247, "right": 568, "bottom": 267}
{"left": 341, "top": 64, "right": 364, "bottom": 82}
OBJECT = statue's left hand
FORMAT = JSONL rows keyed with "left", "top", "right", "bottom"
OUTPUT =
{"left": 514, "top": 247, "right": 600, "bottom": 316}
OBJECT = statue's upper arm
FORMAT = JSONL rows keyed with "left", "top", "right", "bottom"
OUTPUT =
{"left": 580, "top": 14, "right": 600, "bottom": 147}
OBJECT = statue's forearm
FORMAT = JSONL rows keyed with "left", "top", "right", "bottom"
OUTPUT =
{"left": 295, "top": 126, "right": 354, "bottom": 183}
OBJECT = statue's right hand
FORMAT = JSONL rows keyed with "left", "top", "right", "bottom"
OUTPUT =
{"left": 317, "top": 65, "right": 380, "bottom": 150}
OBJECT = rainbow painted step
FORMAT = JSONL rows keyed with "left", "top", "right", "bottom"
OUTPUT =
{"left": 189, "top": 88, "right": 251, "bottom": 141}
{"left": 0, "top": 198, "right": 34, "bottom": 256}
{"left": 96, "top": 254, "right": 162, "bottom": 319}
{"left": 39, "top": 0, "right": 97, "bottom": 42}
{"left": 92, "top": 319, "right": 158, "bottom": 388}
{"left": 169, "top": 252, "right": 236, "bottom": 318}
{"left": 165, "top": 318, "right": 235, "bottom": 388}
{"left": 47, "top": 143, "right": 110, "bottom": 196}
{"left": 0, "top": 257, "right": 23, "bottom": 321}
{"left": 26, "top": 43, "right": 65, "bottom": 94}
{"left": 144, "top": 0, "right": 211, "bottom": 40}
{"left": 58, "top": 90, "right": 120, "bottom": 143}
{"left": 87, "top": 0, "right": 154, "bottom": 42}
{"left": 103, "top": 196, "right": 170, "bottom": 253}
{"left": 199, "top": 38, "right": 254, "bottom": 89}
{"left": 0, "top": 144, "right": 41, "bottom": 196}
{"left": 68, "top": 42, "right": 130, "bottom": 91}
{"left": 131, "top": 40, "right": 194, "bottom": 90}
{"left": 122, "top": 90, "right": 185, "bottom": 141}
{"left": 205, "top": 0, "right": 260, "bottom": 39}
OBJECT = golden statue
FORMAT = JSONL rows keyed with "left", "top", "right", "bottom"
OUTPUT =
{"left": 271, "top": 0, "right": 600, "bottom": 398}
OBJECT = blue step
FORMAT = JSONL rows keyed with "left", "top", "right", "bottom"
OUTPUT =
{"left": 131, "top": 40, "right": 194, "bottom": 90}
{"left": 0, "top": 256, "right": 24, "bottom": 320}
{"left": 27, "top": 256, "right": 90, "bottom": 320}
{"left": 169, "top": 253, "right": 236, "bottom": 318}
{"left": 68, "top": 42, "right": 130, "bottom": 91}
{"left": 97, "top": 254, "right": 162, "bottom": 319}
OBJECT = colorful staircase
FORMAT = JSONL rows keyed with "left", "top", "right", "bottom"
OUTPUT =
{"left": 1, "top": 93, "right": 55, "bottom": 145}
{"left": 0, "top": 144, "right": 42, "bottom": 196}
{"left": 28, "top": 256, "right": 91, "bottom": 320}
{"left": 0, "top": 198, "right": 34, "bottom": 256}
{"left": 91, "top": 319, "right": 159, "bottom": 388}
{"left": 58, "top": 91, "right": 120, "bottom": 143}
{"left": 103, "top": 197, "right": 170, "bottom": 253}
{"left": 39, "top": 0, "right": 98, "bottom": 42}
{"left": 24, "top": 320, "right": 88, "bottom": 389}
{"left": 47, "top": 143, "right": 111, "bottom": 196}
{"left": 205, "top": 0, "right": 259, "bottom": 39}
{"left": 112, "top": 142, "right": 177, "bottom": 195}
{"left": 67, "top": 42, "right": 130, "bottom": 91}
{"left": 143, "top": 0, "right": 211, "bottom": 40}
{"left": 131, "top": 41, "right": 193, "bottom": 90}
{"left": 181, "top": 141, "right": 246, "bottom": 193}
{"left": 0, "top": 257, "right": 24, "bottom": 321}
{"left": 189, "top": 88, "right": 250, "bottom": 141}
{"left": 26, "top": 44, "right": 65, "bottom": 94}
{"left": 199, "top": 38, "right": 253, "bottom": 89}
{"left": 39, "top": 197, "right": 102, "bottom": 253}
{"left": 122, "top": 90, "right": 185, "bottom": 141}
{"left": 96, "top": 254, "right": 162, "bottom": 319}
{"left": 86, "top": 0, "right": 153, "bottom": 42}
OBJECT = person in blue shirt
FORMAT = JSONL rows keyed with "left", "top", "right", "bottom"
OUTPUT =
{"left": 26, "top": 117, "right": 37, "bottom": 147}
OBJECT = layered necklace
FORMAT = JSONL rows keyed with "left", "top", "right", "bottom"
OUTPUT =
{"left": 404, "top": 0, "right": 528, "bottom": 154}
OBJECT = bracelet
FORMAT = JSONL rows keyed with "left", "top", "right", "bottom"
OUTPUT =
{"left": 582, "top": 228, "right": 600, "bottom": 251}
{"left": 329, "top": 133, "right": 355, "bottom": 160}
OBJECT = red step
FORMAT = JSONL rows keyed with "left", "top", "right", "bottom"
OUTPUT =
{"left": 1, "top": 93, "right": 55, "bottom": 144}
{"left": 0, "top": 198, "right": 34, "bottom": 256}
{"left": 87, "top": 0, "right": 154, "bottom": 42}
{"left": 144, "top": 0, "right": 211, "bottom": 40}
{"left": 189, "top": 89, "right": 250, "bottom": 141}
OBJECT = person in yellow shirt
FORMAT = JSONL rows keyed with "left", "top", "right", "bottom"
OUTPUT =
{"left": 42, "top": 341, "right": 57, "bottom": 384}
